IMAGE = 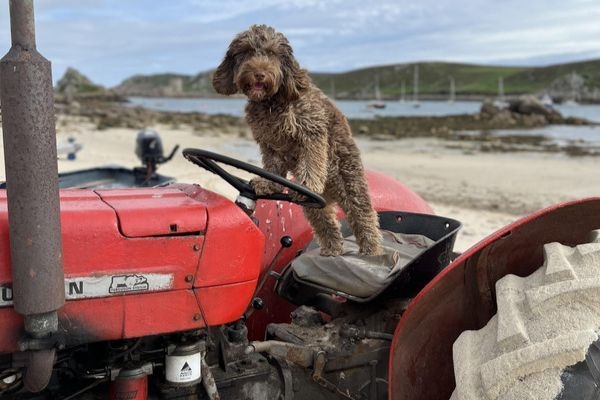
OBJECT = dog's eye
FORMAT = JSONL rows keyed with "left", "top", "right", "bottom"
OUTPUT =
{"left": 233, "top": 52, "right": 246, "bottom": 63}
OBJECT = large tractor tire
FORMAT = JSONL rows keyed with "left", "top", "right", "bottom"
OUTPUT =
{"left": 450, "top": 231, "right": 600, "bottom": 400}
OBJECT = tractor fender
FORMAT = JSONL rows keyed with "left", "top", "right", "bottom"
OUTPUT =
{"left": 388, "top": 197, "right": 600, "bottom": 400}
{"left": 365, "top": 169, "right": 433, "bottom": 215}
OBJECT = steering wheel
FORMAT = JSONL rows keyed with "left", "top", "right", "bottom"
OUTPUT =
{"left": 182, "top": 148, "right": 326, "bottom": 209}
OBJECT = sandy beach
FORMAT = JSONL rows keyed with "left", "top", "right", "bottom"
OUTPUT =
{"left": 1, "top": 115, "right": 598, "bottom": 253}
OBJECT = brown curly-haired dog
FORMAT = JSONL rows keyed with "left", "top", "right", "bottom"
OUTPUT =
{"left": 213, "top": 24, "right": 383, "bottom": 256}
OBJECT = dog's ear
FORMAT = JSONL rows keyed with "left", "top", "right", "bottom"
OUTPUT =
{"left": 213, "top": 50, "right": 238, "bottom": 95}
{"left": 279, "top": 43, "right": 310, "bottom": 101}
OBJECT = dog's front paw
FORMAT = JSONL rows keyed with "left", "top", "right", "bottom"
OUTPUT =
{"left": 319, "top": 247, "right": 343, "bottom": 257}
{"left": 359, "top": 243, "right": 384, "bottom": 257}
{"left": 250, "top": 177, "right": 284, "bottom": 196}
{"left": 289, "top": 190, "right": 308, "bottom": 204}
{"left": 319, "top": 241, "right": 343, "bottom": 257}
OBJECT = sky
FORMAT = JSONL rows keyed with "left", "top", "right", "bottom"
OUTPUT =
{"left": 1, "top": 0, "right": 600, "bottom": 88}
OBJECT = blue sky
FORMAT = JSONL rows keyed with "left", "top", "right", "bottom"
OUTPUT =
{"left": 1, "top": 0, "right": 600, "bottom": 87}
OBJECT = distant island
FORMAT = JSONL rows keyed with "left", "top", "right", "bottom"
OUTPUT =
{"left": 53, "top": 58, "right": 600, "bottom": 104}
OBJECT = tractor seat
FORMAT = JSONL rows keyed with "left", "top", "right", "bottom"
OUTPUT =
{"left": 293, "top": 231, "right": 435, "bottom": 299}
{"left": 278, "top": 211, "right": 461, "bottom": 304}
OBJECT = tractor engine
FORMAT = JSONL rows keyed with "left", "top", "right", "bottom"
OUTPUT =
{"left": 0, "top": 300, "right": 405, "bottom": 400}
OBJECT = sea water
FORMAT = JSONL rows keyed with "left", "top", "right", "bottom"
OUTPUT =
{"left": 126, "top": 96, "right": 600, "bottom": 145}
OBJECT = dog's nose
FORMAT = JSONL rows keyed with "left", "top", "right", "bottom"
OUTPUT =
{"left": 254, "top": 72, "right": 265, "bottom": 81}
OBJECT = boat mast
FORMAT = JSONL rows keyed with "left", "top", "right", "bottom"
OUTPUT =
{"left": 413, "top": 64, "right": 420, "bottom": 106}
{"left": 498, "top": 76, "right": 505, "bottom": 102}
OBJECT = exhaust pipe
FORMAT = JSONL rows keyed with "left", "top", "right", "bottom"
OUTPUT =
{"left": 0, "top": 0, "right": 65, "bottom": 392}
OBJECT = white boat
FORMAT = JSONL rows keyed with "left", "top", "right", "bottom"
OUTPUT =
{"left": 367, "top": 76, "right": 386, "bottom": 109}
{"left": 448, "top": 76, "right": 455, "bottom": 104}
{"left": 540, "top": 93, "right": 554, "bottom": 108}
{"left": 399, "top": 80, "right": 406, "bottom": 103}
{"left": 563, "top": 99, "right": 579, "bottom": 107}
{"left": 412, "top": 64, "right": 420, "bottom": 108}
{"left": 493, "top": 77, "right": 509, "bottom": 108}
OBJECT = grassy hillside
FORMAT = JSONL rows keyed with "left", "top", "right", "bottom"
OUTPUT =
{"left": 311, "top": 62, "right": 527, "bottom": 99}
{"left": 109, "top": 58, "right": 600, "bottom": 102}
{"left": 311, "top": 59, "right": 600, "bottom": 101}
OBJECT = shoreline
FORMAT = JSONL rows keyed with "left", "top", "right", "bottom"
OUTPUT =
{"left": 49, "top": 98, "right": 600, "bottom": 158}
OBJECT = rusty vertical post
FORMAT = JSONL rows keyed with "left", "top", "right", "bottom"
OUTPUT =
{"left": 0, "top": 0, "right": 64, "bottom": 392}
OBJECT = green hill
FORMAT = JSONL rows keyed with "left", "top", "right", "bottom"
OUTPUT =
{"left": 56, "top": 67, "right": 105, "bottom": 95}
{"left": 311, "top": 62, "right": 524, "bottom": 99}
{"left": 113, "top": 73, "right": 212, "bottom": 97}
{"left": 109, "top": 59, "right": 600, "bottom": 103}
{"left": 311, "top": 59, "right": 600, "bottom": 102}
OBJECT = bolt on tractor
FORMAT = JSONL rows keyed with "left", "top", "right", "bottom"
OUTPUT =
{"left": 2, "top": 2, "right": 600, "bottom": 400}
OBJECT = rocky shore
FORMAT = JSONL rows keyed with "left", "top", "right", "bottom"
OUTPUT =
{"left": 50, "top": 94, "right": 598, "bottom": 157}
{"left": 55, "top": 96, "right": 247, "bottom": 134}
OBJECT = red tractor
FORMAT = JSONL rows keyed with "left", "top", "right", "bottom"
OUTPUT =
{"left": 2, "top": 2, "right": 600, "bottom": 399}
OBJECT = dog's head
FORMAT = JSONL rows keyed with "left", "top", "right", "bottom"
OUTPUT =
{"left": 213, "top": 25, "right": 309, "bottom": 102}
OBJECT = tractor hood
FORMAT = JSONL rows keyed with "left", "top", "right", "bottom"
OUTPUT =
{"left": 96, "top": 188, "right": 207, "bottom": 237}
{"left": 0, "top": 185, "right": 265, "bottom": 352}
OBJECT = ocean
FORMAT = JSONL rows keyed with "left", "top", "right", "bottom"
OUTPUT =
{"left": 126, "top": 96, "right": 600, "bottom": 145}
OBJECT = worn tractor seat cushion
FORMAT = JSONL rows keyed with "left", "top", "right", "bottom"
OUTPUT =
{"left": 292, "top": 230, "right": 435, "bottom": 299}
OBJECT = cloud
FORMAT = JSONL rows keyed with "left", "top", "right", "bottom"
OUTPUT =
{"left": 0, "top": 0, "right": 598, "bottom": 87}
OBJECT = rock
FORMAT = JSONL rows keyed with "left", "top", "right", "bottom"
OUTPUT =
{"left": 56, "top": 67, "right": 105, "bottom": 97}
{"left": 480, "top": 99, "right": 501, "bottom": 118}
{"left": 547, "top": 72, "right": 586, "bottom": 102}
{"left": 521, "top": 114, "right": 548, "bottom": 127}
{"left": 67, "top": 101, "right": 81, "bottom": 114}
{"left": 508, "top": 95, "right": 557, "bottom": 118}
{"left": 490, "top": 110, "right": 517, "bottom": 126}
{"left": 565, "top": 116, "right": 590, "bottom": 126}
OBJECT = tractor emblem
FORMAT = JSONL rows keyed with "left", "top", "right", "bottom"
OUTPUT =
{"left": 109, "top": 274, "right": 150, "bottom": 293}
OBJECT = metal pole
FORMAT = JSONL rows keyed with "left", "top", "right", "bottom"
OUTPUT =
{"left": 0, "top": 0, "right": 65, "bottom": 392}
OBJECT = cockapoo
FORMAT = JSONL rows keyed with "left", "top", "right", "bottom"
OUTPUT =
{"left": 213, "top": 24, "right": 383, "bottom": 256}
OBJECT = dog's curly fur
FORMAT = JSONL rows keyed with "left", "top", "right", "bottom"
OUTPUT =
{"left": 213, "top": 24, "right": 383, "bottom": 256}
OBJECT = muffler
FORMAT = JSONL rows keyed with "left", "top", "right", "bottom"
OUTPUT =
{"left": 0, "top": 0, "right": 65, "bottom": 392}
